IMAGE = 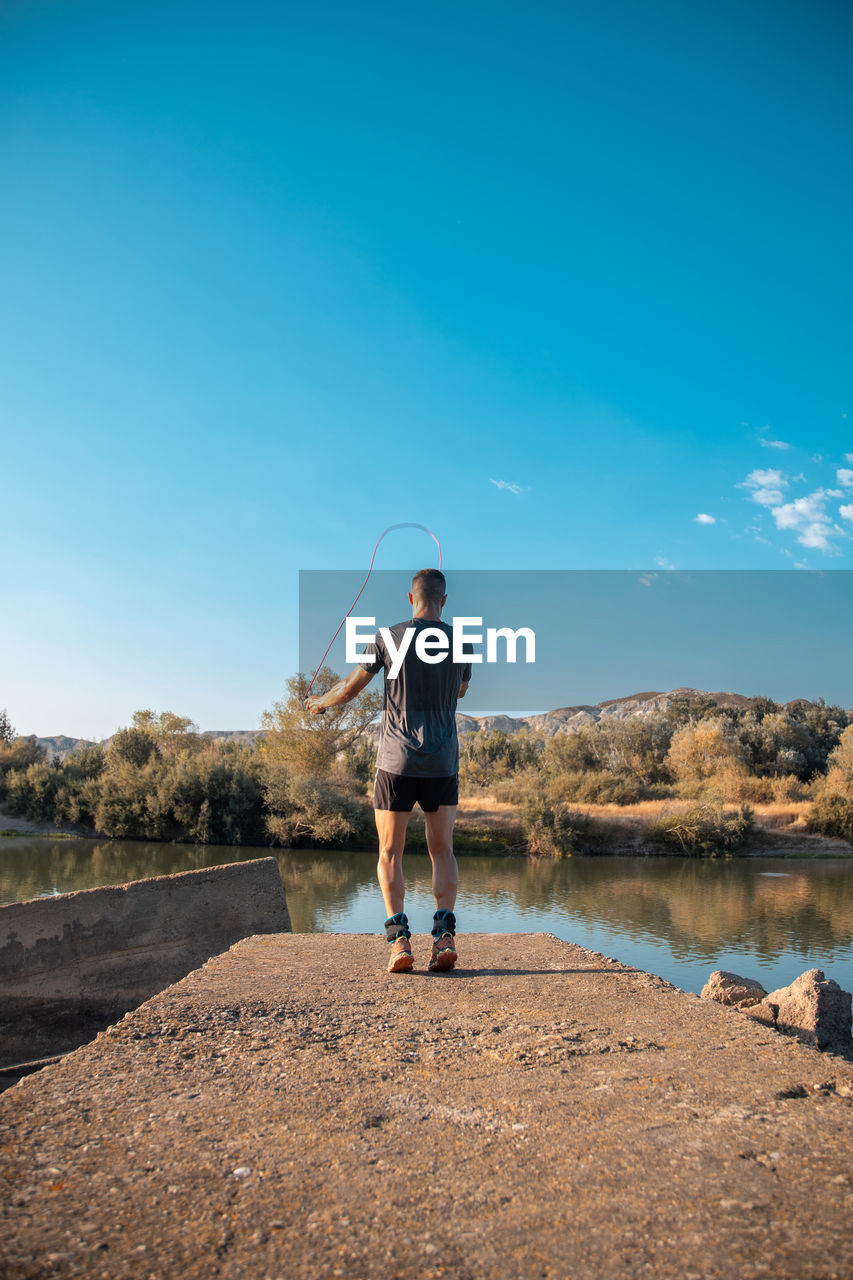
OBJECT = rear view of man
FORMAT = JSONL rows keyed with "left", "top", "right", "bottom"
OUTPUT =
{"left": 305, "top": 568, "right": 471, "bottom": 973}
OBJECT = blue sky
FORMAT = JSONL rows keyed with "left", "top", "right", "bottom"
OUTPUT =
{"left": 1, "top": 0, "right": 851, "bottom": 737}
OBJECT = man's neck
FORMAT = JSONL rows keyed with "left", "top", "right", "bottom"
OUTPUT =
{"left": 411, "top": 605, "right": 443, "bottom": 623}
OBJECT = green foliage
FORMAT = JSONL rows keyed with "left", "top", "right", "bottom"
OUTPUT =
{"left": 0, "top": 708, "right": 14, "bottom": 745}
{"left": 342, "top": 739, "right": 377, "bottom": 791}
{"left": 264, "top": 765, "right": 372, "bottom": 847}
{"left": 130, "top": 709, "right": 201, "bottom": 755}
{"left": 459, "top": 729, "right": 540, "bottom": 791}
{"left": 0, "top": 735, "right": 46, "bottom": 782}
{"left": 260, "top": 669, "right": 381, "bottom": 780}
{"left": 4, "top": 762, "right": 60, "bottom": 822}
{"left": 643, "top": 802, "right": 754, "bottom": 856}
{"left": 663, "top": 695, "right": 718, "bottom": 729}
{"left": 807, "top": 725, "right": 853, "bottom": 843}
{"left": 546, "top": 768, "right": 652, "bottom": 805}
{"left": 808, "top": 794, "right": 853, "bottom": 843}
{"left": 533, "top": 720, "right": 669, "bottom": 804}
{"left": 108, "top": 727, "right": 161, "bottom": 767}
{"left": 2, "top": 712, "right": 265, "bottom": 844}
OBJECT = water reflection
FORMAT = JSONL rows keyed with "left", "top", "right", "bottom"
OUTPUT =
{"left": 1, "top": 837, "right": 852, "bottom": 995}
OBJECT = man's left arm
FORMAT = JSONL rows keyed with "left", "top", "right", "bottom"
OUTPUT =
{"left": 304, "top": 666, "right": 375, "bottom": 715}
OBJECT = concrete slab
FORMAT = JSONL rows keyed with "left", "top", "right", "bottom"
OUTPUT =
{"left": 0, "top": 859, "right": 291, "bottom": 1062}
{"left": 2, "top": 932, "right": 853, "bottom": 1279}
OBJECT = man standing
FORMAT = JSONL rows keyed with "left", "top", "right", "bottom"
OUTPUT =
{"left": 305, "top": 568, "right": 471, "bottom": 973}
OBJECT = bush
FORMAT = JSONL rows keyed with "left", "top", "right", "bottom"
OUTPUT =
{"left": 150, "top": 748, "right": 266, "bottom": 844}
{"left": 265, "top": 770, "right": 372, "bottom": 847}
{"left": 459, "top": 729, "right": 541, "bottom": 792}
{"left": 520, "top": 796, "right": 590, "bottom": 857}
{"left": 808, "top": 794, "right": 853, "bottom": 843}
{"left": 770, "top": 773, "right": 809, "bottom": 803}
{"left": 545, "top": 768, "right": 653, "bottom": 805}
{"left": 665, "top": 720, "right": 748, "bottom": 784}
{"left": 0, "top": 737, "right": 46, "bottom": 784}
{"left": 3, "top": 762, "right": 60, "bottom": 822}
{"left": 698, "top": 765, "right": 772, "bottom": 805}
{"left": 807, "top": 726, "right": 853, "bottom": 842}
{"left": 643, "top": 802, "right": 754, "bottom": 856}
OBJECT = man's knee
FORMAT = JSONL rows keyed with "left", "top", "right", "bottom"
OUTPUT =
{"left": 428, "top": 842, "right": 455, "bottom": 862}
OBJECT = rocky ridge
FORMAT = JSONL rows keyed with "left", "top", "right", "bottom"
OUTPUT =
{"left": 31, "top": 687, "right": 781, "bottom": 759}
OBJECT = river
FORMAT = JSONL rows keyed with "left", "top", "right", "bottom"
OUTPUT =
{"left": 2, "top": 836, "right": 852, "bottom": 996}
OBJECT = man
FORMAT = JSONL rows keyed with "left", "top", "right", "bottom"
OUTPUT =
{"left": 305, "top": 568, "right": 471, "bottom": 974}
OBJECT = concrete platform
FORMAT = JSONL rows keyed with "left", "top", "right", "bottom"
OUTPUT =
{"left": 2, "top": 933, "right": 853, "bottom": 1279}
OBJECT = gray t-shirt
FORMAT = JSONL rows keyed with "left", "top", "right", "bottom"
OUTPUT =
{"left": 359, "top": 618, "right": 473, "bottom": 777}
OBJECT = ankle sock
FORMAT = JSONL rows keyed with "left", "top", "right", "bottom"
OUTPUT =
{"left": 384, "top": 912, "right": 410, "bottom": 943}
{"left": 432, "top": 909, "right": 456, "bottom": 938}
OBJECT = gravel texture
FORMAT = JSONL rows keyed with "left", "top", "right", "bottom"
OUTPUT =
{"left": 2, "top": 932, "right": 853, "bottom": 1279}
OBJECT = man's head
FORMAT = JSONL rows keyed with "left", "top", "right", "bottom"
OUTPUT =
{"left": 409, "top": 568, "right": 447, "bottom": 615}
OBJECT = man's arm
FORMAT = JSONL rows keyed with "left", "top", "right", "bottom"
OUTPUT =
{"left": 457, "top": 681, "right": 469, "bottom": 699}
{"left": 304, "top": 666, "right": 374, "bottom": 715}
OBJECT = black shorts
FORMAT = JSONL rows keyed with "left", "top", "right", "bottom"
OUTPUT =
{"left": 373, "top": 769, "right": 459, "bottom": 813}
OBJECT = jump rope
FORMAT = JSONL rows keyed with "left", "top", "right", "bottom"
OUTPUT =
{"left": 303, "top": 522, "right": 443, "bottom": 702}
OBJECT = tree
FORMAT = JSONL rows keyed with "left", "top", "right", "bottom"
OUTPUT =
{"left": 108, "top": 727, "right": 161, "bottom": 768}
{"left": 131, "top": 709, "right": 200, "bottom": 755}
{"left": 665, "top": 719, "right": 747, "bottom": 783}
{"left": 260, "top": 668, "right": 381, "bottom": 779}
{"left": 0, "top": 709, "right": 14, "bottom": 745}
{"left": 808, "top": 726, "right": 853, "bottom": 842}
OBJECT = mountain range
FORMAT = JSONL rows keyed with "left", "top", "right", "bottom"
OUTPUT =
{"left": 30, "top": 688, "right": 777, "bottom": 760}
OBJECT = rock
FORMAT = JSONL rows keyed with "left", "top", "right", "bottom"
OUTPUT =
{"left": 746, "top": 969, "right": 853, "bottom": 1053}
{"left": 746, "top": 1000, "right": 778, "bottom": 1028}
{"left": 701, "top": 971, "right": 768, "bottom": 1009}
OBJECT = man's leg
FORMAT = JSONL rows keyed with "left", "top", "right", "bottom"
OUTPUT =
{"left": 374, "top": 808, "right": 411, "bottom": 915}
{"left": 424, "top": 805, "right": 459, "bottom": 971}
{"left": 423, "top": 805, "right": 458, "bottom": 909}
{"left": 375, "top": 808, "right": 413, "bottom": 973}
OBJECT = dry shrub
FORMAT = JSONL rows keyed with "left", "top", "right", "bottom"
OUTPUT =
{"left": 770, "top": 773, "right": 809, "bottom": 803}
{"left": 705, "top": 766, "right": 773, "bottom": 805}
{"left": 643, "top": 801, "right": 754, "bottom": 856}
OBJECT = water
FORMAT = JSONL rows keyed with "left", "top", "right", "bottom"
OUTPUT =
{"left": 2, "top": 836, "right": 852, "bottom": 996}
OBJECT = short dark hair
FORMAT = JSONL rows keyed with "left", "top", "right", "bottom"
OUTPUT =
{"left": 411, "top": 568, "right": 446, "bottom": 603}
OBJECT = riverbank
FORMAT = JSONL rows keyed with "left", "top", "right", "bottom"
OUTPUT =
{"left": 3, "top": 932, "right": 853, "bottom": 1279}
{"left": 2, "top": 798, "right": 850, "bottom": 858}
{"left": 448, "top": 796, "right": 853, "bottom": 858}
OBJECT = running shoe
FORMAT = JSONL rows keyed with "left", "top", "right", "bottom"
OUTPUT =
{"left": 387, "top": 935, "right": 414, "bottom": 973}
{"left": 428, "top": 932, "right": 458, "bottom": 972}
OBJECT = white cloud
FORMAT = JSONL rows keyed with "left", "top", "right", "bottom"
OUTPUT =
{"left": 837, "top": 469, "right": 853, "bottom": 487}
{"left": 845, "top": 452, "right": 853, "bottom": 463}
{"left": 759, "top": 437, "right": 791, "bottom": 450}
{"left": 739, "top": 468, "right": 788, "bottom": 507}
{"left": 770, "top": 489, "right": 844, "bottom": 552}
{"left": 744, "top": 468, "right": 786, "bottom": 488}
{"left": 694, "top": 513, "right": 715, "bottom": 525}
{"left": 655, "top": 555, "right": 676, "bottom": 570}
{"left": 840, "top": 504, "right": 853, "bottom": 522}
{"left": 489, "top": 478, "right": 523, "bottom": 495}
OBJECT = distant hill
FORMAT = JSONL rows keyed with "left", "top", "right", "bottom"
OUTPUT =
{"left": 454, "top": 687, "right": 757, "bottom": 739}
{"left": 28, "top": 687, "right": 816, "bottom": 759}
{"left": 32, "top": 729, "right": 265, "bottom": 761}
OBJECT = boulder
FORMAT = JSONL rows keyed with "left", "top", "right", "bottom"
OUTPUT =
{"left": 701, "top": 970, "right": 768, "bottom": 1009}
{"left": 746, "top": 969, "right": 852, "bottom": 1053}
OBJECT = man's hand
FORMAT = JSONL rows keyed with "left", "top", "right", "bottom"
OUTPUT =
{"left": 303, "top": 668, "right": 374, "bottom": 717}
